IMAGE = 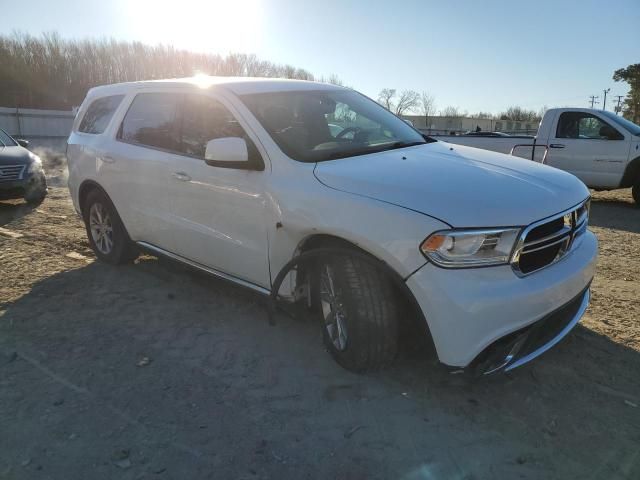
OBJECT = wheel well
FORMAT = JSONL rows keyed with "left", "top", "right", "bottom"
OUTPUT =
{"left": 298, "top": 234, "right": 364, "bottom": 255}
{"left": 78, "top": 180, "right": 107, "bottom": 216}
{"left": 620, "top": 155, "right": 640, "bottom": 188}
{"left": 296, "top": 234, "right": 436, "bottom": 356}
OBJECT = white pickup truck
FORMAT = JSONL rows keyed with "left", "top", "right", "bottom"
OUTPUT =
{"left": 438, "top": 108, "right": 640, "bottom": 205}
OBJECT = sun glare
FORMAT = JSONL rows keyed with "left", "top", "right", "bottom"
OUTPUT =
{"left": 125, "top": 0, "right": 263, "bottom": 54}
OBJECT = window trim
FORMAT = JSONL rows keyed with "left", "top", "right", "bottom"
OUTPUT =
{"left": 78, "top": 94, "right": 125, "bottom": 135}
{"left": 555, "top": 111, "right": 624, "bottom": 141}
{"left": 115, "top": 91, "right": 265, "bottom": 171}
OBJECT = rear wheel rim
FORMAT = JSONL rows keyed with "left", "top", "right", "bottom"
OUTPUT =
{"left": 89, "top": 203, "right": 114, "bottom": 255}
{"left": 320, "top": 263, "right": 348, "bottom": 351}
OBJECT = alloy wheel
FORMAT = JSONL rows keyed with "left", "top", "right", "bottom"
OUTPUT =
{"left": 89, "top": 202, "right": 114, "bottom": 254}
{"left": 320, "top": 263, "right": 348, "bottom": 351}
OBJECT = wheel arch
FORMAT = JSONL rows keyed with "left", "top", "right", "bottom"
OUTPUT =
{"left": 78, "top": 179, "right": 110, "bottom": 216}
{"left": 292, "top": 233, "right": 436, "bottom": 355}
{"left": 620, "top": 155, "right": 640, "bottom": 188}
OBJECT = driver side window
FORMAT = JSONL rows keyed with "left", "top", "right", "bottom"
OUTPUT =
{"left": 556, "top": 112, "right": 622, "bottom": 140}
{"left": 180, "top": 95, "right": 247, "bottom": 158}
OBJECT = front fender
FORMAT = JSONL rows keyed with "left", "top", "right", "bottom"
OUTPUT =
{"left": 267, "top": 179, "right": 449, "bottom": 291}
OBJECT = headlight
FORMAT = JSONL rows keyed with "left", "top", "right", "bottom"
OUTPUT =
{"left": 420, "top": 228, "right": 521, "bottom": 268}
{"left": 27, "top": 153, "right": 42, "bottom": 173}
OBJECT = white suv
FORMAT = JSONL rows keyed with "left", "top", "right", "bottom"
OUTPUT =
{"left": 67, "top": 77, "right": 597, "bottom": 374}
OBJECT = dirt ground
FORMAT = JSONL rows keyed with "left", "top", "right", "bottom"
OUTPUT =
{"left": 0, "top": 160, "right": 639, "bottom": 479}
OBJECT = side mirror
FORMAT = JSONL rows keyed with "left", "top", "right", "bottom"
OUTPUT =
{"left": 599, "top": 125, "right": 622, "bottom": 140}
{"left": 204, "top": 137, "right": 249, "bottom": 166}
{"left": 16, "top": 139, "right": 29, "bottom": 148}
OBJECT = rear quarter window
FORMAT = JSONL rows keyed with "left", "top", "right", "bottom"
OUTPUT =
{"left": 78, "top": 95, "right": 125, "bottom": 134}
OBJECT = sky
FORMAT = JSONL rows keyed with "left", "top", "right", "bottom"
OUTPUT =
{"left": 1, "top": 0, "right": 638, "bottom": 115}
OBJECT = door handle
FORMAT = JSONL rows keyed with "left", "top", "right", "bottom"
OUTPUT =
{"left": 549, "top": 144, "right": 566, "bottom": 149}
{"left": 101, "top": 155, "right": 115, "bottom": 163}
{"left": 171, "top": 172, "right": 191, "bottom": 182}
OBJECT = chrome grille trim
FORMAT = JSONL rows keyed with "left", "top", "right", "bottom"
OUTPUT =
{"left": 0, "top": 164, "right": 26, "bottom": 182}
{"left": 511, "top": 198, "right": 590, "bottom": 276}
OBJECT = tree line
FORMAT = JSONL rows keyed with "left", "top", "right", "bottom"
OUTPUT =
{"left": 376, "top": 88, "right": 543, "bottom": 123}
{"left": 0, "top": 32, "right": 321, "bottom": 109}
{"left": 379, "top": 61, "right": 640, "bottom": 125}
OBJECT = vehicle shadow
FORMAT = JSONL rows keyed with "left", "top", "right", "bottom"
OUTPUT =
{"left": 0, "top": 200, "right": 35, "bottom": 227}
{"left": 1, "top": 257, "right": 638, "bottom": 479}
{"left": 588, "top": 192, "right": 639, "bottom": 234}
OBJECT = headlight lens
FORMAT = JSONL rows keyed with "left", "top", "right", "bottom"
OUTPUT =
{"left": 420, "top": 228, "right": 521, "bottom": 268}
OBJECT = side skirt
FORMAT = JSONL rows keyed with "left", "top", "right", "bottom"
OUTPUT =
{"left": 136, "top": 241, "right": 271, "bottom": 296}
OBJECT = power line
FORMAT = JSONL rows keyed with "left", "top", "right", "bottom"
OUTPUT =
{"left": 589, "top": 95, "right": 599, "bottom": 108}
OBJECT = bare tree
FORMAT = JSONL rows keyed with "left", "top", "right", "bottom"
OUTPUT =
{"left": 377, "top": 88, "right": 396, "bottom": 111}
{"left": 537, "top": 105, "right": 548, "bottom": 121}
{"left": 327, "top": 74, "right": 344, "bottom": 86}
{"left": 440, "top": 106, "right": 462, "bottom": 117}
{"left": 419, "top": 92, "right": 436, "bottom": 127}
{"left": 499, "top": 106, "right": 539, "bottom": 121}
{"left": 469, "top": 111, "right": 494, "bottom": 119}
{"left": 318, "top": 74, "right": 345, "bottom": 87}
{"left": 395, "top": 90, "right": 420, "bottom": 116}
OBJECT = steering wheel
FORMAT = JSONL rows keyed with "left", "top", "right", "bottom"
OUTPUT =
{"left": 335, "top": 126, "right": 362, "bottom": 139}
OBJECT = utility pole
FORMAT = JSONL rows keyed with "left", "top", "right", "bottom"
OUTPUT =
{"left": 602, "top": 88, "right": 610, "bottom": 110}
{"left": 589, "top": 95, "right": 599, "bottom": 108}
{"left": 613, "top": 95, "right": 624, "bottom": 115}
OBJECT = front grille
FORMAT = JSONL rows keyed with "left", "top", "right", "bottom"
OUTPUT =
{"left": 512, "top": 199, "right": 590, "bottom": 275}
{"left": 0, "top": 164, "right": 26, "bottom": 182}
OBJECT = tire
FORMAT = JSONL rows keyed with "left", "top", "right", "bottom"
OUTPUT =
{"left": 312, "top": 253, "right": 399, "bottom": 372}
{"left": 633, "top": 180, "right": 640, "bottom": 207}
{"left": 82, "top": 189, "right": 138, "bottom": 264}
{"left": 24, "top": 171, "right": 47, "bottom": 206}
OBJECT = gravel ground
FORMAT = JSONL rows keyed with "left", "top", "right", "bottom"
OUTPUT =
{"left": 0, "top": 167, "right": 639, "bottom": 479}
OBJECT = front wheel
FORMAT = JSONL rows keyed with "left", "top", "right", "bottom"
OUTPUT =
{"left": 313, "top": 253, "right": 399, "bottom": 372}
{"left": 83, "top": 189, "right": 138, "bottom": 264}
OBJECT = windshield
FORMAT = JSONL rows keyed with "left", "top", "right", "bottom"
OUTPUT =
{"left": 0, "top": 128, "right": 18, "bottom": 147}
{"left": 600, "top": 111, "right": 640, "bottom": 136}
{"left": 239, "top": 89, "right": 430, "bottom": 162}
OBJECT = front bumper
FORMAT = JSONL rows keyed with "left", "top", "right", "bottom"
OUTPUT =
{"left": 0, "top": 178, "right": 27, "bottom": 199}
{"left": 406, "top": 230, "right": 597, "bottom": 368}
{"left": 0, "top": 169, "right": 46, "bottom": 200}
{"left": 472, "top": 286, "right": 590, "bottom": 374}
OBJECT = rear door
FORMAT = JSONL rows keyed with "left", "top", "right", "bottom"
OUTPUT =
{"left": 107, "top": 91, "right": 180, "bottom": 249}
{"left": 545, "top": 111, "right": 630, "bottom": 188}
{"left": 165, "top": 93, "right": 271, "bottom": 289}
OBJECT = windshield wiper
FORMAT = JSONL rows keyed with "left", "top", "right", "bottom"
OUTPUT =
{"left": 324, "top": 141, "right": 427, "bottom": 161}
{"left": 387, "top": 141, "right": 427, "bottom": 150}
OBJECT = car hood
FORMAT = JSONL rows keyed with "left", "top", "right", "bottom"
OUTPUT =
{"left": 0, "top": 145, "right": 32, "bottom": 165}
{"left": 313, "top": 141, "right": 590, "bottom": 227}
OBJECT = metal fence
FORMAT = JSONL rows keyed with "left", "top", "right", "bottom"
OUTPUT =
{"left": 0, "top": 106, "right": 75, "bottom": 152}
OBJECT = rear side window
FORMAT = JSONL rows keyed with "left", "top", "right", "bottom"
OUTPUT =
{"left": 78, "top": 95, "right": 124, "bottom": 134}
{"left": 180, "top": 94, "right": 247, "bottom": 158}
{"left": 119, "top": 93, "right": 181, "bottom": 151}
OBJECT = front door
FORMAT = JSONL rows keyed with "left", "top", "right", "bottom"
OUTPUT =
{"left": 165, "top": 93, "right": 271, "bottom": 289}
{"left": 546, "top": 111, "right": 630, "bottom": 188}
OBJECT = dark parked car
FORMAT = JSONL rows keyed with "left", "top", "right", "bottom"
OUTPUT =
{"left": 0, "top": 128, "right": 47, "bottom": 204}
